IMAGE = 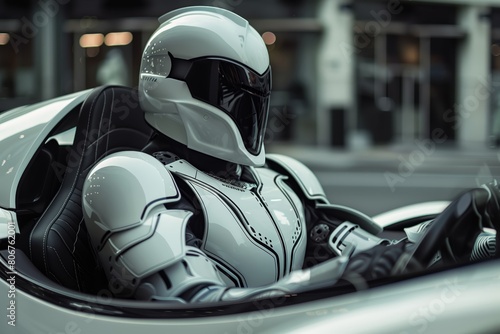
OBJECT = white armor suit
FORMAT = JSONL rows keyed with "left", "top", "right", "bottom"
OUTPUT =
{"left": 82, "top": 6, "right": 498, "bottom": 303}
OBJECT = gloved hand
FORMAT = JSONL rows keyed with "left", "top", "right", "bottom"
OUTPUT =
{"left": 341, "top": 241, "right": 407, "bottom": 282}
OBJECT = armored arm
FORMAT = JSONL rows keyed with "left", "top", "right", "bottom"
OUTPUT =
{"left": 266, "top": 154, "right": 498, "bottom": 279}
{"left": 82, "top": 151, "right": 354, "bottom": 303}
{"left": 266, "top": 154, "right": 387, "bottom": 259}
{"left": 82, "top": 151, "right": 227, "bottom": 301}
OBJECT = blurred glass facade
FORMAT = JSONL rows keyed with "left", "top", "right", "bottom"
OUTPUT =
{"left": 1, "top": 0, "right": 500, "bottom": 150}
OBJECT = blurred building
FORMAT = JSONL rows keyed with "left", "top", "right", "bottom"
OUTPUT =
{"left": 320, "top": 0, "right": 500, "bottom": 151}
{"left": 0, "top": 0, "right": 500, "bottom": 150}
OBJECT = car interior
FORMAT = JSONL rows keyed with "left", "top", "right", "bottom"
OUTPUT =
{"left": 3, "top": 85, "right": 154, "bottom": 293}
{"left": 0, "top": 85, "right": 497, "bottom": 318}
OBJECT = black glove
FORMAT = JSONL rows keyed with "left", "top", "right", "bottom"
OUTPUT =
{"left": 344, "top": 181, "right": 500, "bottom": 281}
{"left": 404, "top": 180, "right": 499, "bottom": 270}
{"left": 342, "top": 242, "right": 407, "bottom": 282}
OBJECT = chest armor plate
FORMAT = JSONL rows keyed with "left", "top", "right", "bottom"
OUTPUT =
{"left": 167, "top": 160, "right": 307, "bottom": 288}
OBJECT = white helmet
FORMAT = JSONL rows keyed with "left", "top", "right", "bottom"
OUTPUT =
{"left": 139, "top": 6, "right": 271, "bottom": 167}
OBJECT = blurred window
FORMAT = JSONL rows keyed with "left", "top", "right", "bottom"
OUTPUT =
{"left": 0, "top": 28, "right": 36, "bottom": 110}
{"left": 354, "top": 1, "right": 459, "bottom": 145}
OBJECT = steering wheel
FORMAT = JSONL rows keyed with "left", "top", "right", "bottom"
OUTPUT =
{"left": 399, "top": 183, "right": 500, "bottom": 272}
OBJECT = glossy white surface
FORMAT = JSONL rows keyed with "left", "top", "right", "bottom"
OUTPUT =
{"left": 372, "top": 201, "right": 451, "bottom": 228}
{"left": 328, "top": 221, "right": 387, "bottom": 257}
{"left": 139, "top": 6, "right": 270, "bottom": 167}
{"left": 266, "top": 153, "right": 329, "bottom": 203}
{"left": 45, "top": 127, "right": 76, "bottom": 146}
{"left": 167, "top": 159, "right": 307, "bottom": 288}
{"left": 0, "top": 90, "right": 91, "bottom": 208}
{"left": 154, "top": 6, "right": 268, "bottom": 76}
{"left": 2, "top": 257, "right": 499, "bottom": 334}
{"left": 82, "top": 151, "right": 180, "bottom": 246}
{"left": 116, "top": 210, "right": 192, "bottom": 278}
{"left": 0, "top": 208, "right": 17, "bottom": 240}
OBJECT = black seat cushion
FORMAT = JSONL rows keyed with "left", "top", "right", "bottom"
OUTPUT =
{"left": 28, "top": 85, "right": 154, "bottom": 293}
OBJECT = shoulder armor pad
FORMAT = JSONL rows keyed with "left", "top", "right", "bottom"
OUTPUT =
{"left": 83, "top": 151, "right": 180, "bottom": 245}
{"left": 100, "top": 208, "right": 193, "bottom": 297}
{"left": 266, "top": 153, "right": 328, "bottom": 203}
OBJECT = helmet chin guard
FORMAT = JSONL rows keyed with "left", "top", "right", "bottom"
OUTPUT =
{"left": 139, "top": 6, "right": 271, "bottom": 167}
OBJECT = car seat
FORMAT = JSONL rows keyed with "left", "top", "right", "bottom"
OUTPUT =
{"left": 28, "top": 85, "right": 154, "bottom": 293}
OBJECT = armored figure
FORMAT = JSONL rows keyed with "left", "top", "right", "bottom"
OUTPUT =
{"left": 82, "top": 6, "right": 498, "bottom": 303}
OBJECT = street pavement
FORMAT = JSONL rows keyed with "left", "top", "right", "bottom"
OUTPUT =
{"left": 267, "top": 143, "right": 500, "bottom": 216}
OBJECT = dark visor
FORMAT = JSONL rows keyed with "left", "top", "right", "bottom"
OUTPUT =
{"left": 167, "top": 54, "right": 271, "bottom": 156}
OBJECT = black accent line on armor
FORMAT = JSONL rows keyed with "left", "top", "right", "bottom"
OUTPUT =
{"left": 116, "top": 213, "right": 169, "bottom": 261}
{"left": 203, "top": 251, "right": 245, "bottom": 288}
{"left": 140, "top": 171, "right": 180, "bottom": 220}
{"left": 159, "top": 270, "right": 172, "bottom": 290}
{"left": 188, "top": 185, "right": 209, "bottom": 243}
{"left": 98, "top": 206, "right": 170, "bottom": 254}
{"left": 97, "top": 230, "right": 111, "bottom": 251}
{"left": 248, "top": 166, "right": 264, "bottom": 194}
{"left": 331, "top": 225, "right": 349, "bottom": 244}
{"left": 289, "top": 239, "right": 299, "bottom": 273}
{"left": 251, "top": 182, "right": 287, "bottom": 279}
{"left": 274, "top": 175, "right": 300, "bottom": 217}
{"left": 180, "top": 283, "right": 212, "bottom": 302}
{"left": 274, "top": 174, "right": 303, "bottom": 273}
{"left": 139, "top": 196, "right": 180, "bottom": 221}
{"left": 167, "top": 162, "right": 281, "bottom": 281}
{"left": 186, "top": 247, "right": 210, "bottom": 258}
{"left": 337, "top": 226, "right": 357, "bottom": 250}
{"left": 185, "top": 175, "right": 281, "bottom": 282}
{"left": 209, "top": 187, "right": 281, "bottom": 281}
{"left": 213, "top": 263, "right": 243, "bottom": 288}
{"left": 166, "top": 168, "right": 192, "bottom": 180}
{"left": 266, "top": 156, "right": 329, "bottom": 204}
{"left": 189, "top": 185, "right": 247, "bottom": 288}
{"left": 182, "top": 260, "right": 192, "bottom": 276}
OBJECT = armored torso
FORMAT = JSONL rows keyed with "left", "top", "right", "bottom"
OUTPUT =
{"left": 166, "top": 159, "right": 307, "bottom": 288}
